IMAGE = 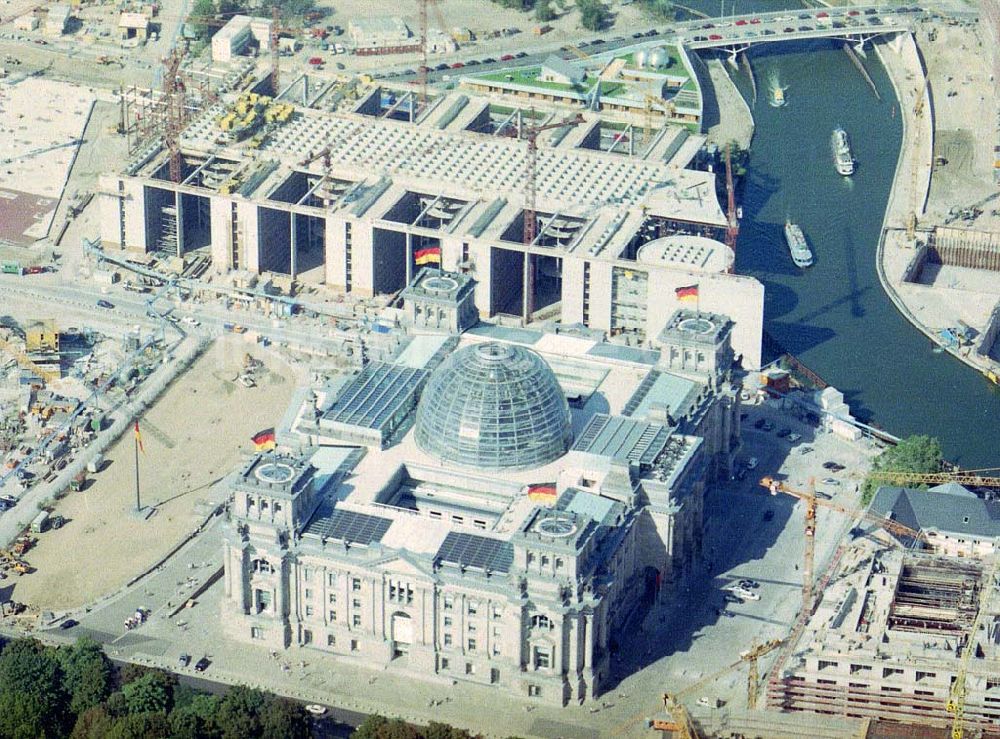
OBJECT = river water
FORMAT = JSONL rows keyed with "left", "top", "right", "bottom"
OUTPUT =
{"left": 708, "top": 37, "right": 1000, "bottom": 467}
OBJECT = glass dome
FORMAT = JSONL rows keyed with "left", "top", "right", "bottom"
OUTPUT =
{"left": 414, "top": 342, "right": 572, "bottom": 470}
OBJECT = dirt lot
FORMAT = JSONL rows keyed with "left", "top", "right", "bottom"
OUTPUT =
{"left": 11, "top": 338, "right": 301, "bottom": 611}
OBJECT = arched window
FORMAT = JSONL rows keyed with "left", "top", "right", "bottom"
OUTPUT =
{"left": 252, "top": 559, "right": 273, "bottom": 574}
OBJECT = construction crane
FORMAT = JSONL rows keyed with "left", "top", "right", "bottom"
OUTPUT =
{"left": 0, "top": 139, "right": 80, "bottom": 165}
{"left": 759, "top": 476, "right": 929, "bottom": 616}
{"left": 947, "top": 555, "right": 1000, "bottom": 739}
{"left": 519, "top": 113, "right": 585, "bottom": 322}
{"left": 269, "top": 6, "right": 304, "bottom": 97}
{"left": 417, "top": 0, "right": 455, "bottom": 104}
{"left": 162, "top": 48, "right": 186, "bottom": 183}
{"left": 724, "top": 142, "right": 739, "bottom": 262}
{"left": 616, "top": 638, "right": 784, "bottom": 737}
{"left": 642, "top": 93, "right": 674, "bottom": 144}
{"left": 867, "top": 469, "right": 1000, "bottom": 489}
{"left": 906, "top": 74, "right": 930, "bottom": 240}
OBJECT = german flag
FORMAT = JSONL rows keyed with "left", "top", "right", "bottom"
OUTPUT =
{"left": 527, "top": 483, "right": 558, "bottom": 504}
{"left": 675, "top": 284, "right": 699, "bottom": 303}
{"left": 134, "top": 421, "right": 145, "bottom": 455}
{"left": 414, "top": 246, "right": 441, "bottom": 266}
{"left": 251, "top": 428, "right": 277, "bottom": 452}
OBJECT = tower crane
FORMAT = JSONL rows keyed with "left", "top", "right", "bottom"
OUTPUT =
{"left": 906, "top": 74, "right": 930, "bottom": 240}
{"left": 947, "top": 555, "right": 1000, "bottom": 739}
{"left": 724, "top": 142, "right": 739, "bottom": 263}
{"left": 642, "top": 93, "right": 674, "bottom": 145}
{"left": 614, "top": 639, "right": 784, "bottom": 736}
{"left": 867, "top": 469, "right": 1000, "bottom": 489}
{"left": 519, "top": 113, "right": 584, "bottom": 323}
{"left": 417, "top": 0, "right": 455, "bottom": 105}
{"left": 759, "top": 476, "right": 929, "bottom": 616}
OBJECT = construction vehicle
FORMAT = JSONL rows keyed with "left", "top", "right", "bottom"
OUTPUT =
{"left": 11, "top": 536, "right": 34, "bottom": 556}
{"left": 759, "top": 476, "right": 928, "bottom": 615}
{"left": 617, "top": 639, "right": 784, "bottom": 736}
{"left": 70, "top": 471, "right": 86, "bottom": 491}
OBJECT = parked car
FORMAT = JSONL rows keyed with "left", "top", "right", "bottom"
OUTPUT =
{"left": 449, "top": 62, "right": 464, "bottom": 69}
{"left": 500, "top": 54, "right": 514, "bottom": 61}
{"left": 823, "top": 461, "right": 843, "bottom": 470}
{"left": 181, "top": 316, "right": 199, "bottom": 326}
{"left": 178, "top": 653, "right": 191, "bottom": 667}
{"left": 787, "top": 433, "right": 802, "bottom": 443}
{"left": 434, "top": 63, "right": 449, "bottom": 71}
{"left": 723, "top": 593, "right": 743, "bottom": 604}
{"left": 60, "top": 619, "right": 78, "bottom": 630}
{"left": 482, "top": 57, "right": 496, "bottom": 63}
{"left": 96, "top": 299, "right": 114, "bottom": 309}
{"left": 194, "top": 656, "right": 210, "bottom": 672}
{"left": 514, "top": 51, "right": 528, "bottom": 58}
{"left": 739, "top": 579, "right": 760, "bottom": 590}
{"left": 709, "top": 33, "right": 723, "bottom": 40}
{"left": 305, "top": 704, "right": 327, "bottom": 716}
{"left": 734, "top": 588, "right": 761, "bottom": 601}
{"left": 821, "top": 478, "right": 842, "bottom": 487}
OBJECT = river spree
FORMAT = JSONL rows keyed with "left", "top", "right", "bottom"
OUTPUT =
{"left": 724, "top": 39, "right": 999, "bottom": 467}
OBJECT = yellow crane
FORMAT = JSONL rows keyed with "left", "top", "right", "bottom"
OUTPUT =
{"left": 866, "top": 469, "right": 1000, "bottom": 489}
{"left": 615, "top": 639, "right": 783, "bottom": 736}
{"left": 946, "top": 555, "right": 1000, "bottom": 739}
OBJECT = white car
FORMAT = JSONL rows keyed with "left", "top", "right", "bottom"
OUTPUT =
{"left": 304, "top": 704, "right": 327, "bottom": 716}
{"left": 181, "top": 316, "right": 200, "bottom": 327}
{"left": 734, "top": 588, "right": 761, "bottom": 601}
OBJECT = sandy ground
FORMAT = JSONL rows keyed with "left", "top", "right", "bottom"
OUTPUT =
{"left": 11, "top": 338, "right": 301, "bottom": 610}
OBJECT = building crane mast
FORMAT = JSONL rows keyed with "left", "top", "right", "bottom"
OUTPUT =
{"left": 724, "top": 142, "right": 739, "bottom": 266}
{"left": 520, "top": 113, "right": 584, "bottom": 323}
{"left": 759, "top": 476, "right": 930, "bottom": 616}
{"left": 162, "top": 48, "right": 186, "bottom": 184}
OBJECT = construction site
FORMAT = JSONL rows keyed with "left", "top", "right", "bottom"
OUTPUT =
{"left": 96, "top": 3, "right": 765, "bottom": 367}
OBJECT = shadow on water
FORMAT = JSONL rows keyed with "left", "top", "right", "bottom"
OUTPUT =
{"left": 701, "top": 36, "right": 1000, "bottom": 466}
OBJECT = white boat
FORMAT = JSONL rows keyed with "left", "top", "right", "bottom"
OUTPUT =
{"left": 767, "top": 73, "right": 787, "bottom": 108}
{"left": 831, "top": 128, "right": 854, "bottom": 176}
{"left": 784, "top": 221, "right": 814, "bottom": 268}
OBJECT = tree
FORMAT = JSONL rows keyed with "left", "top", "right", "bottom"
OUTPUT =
{"left": 59, "top": 637, "right": 113, "bottom": 715}
{"left": 71, "top": 706, "right": 119, "bottom": 739}
{"left": 862, "top": 434, "right": 944, "bottom": 503}
{"left": 425, "top": 721, "right": 475, "bottom": 739}
{"left": 121, "top": 671, "right": 174, "bottom": 715}
{"left": 0, "top": 639, "right": 69, "bottom": 738}
{"left": 215, "top": 685, "right": 267, "bottom": 739}
{"left": 577, "top": 0, "right": 611, "bottom": 30}
{"left": 189, "top": 0, "right": 216, "bottom": 40}
{"left": 103, "top": 711, "right": 172, "bottom": 739}
{"left": 535, "top": 0, "right": 556, "bottom": 22}
{"left": 260, "top": 696, "right": 309, "bottom": 739}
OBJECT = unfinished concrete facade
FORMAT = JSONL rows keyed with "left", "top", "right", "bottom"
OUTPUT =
{"left": 98, "top": 89, "right": 764, "bottom": 367}
{"left": 768, "top": 549, "right": 1000, "bottom": 733}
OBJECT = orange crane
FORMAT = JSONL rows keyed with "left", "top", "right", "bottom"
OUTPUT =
{"left": 759, "top": 476, "right": 929, "bottom": 616}
{"left": 724, "top": 143, "right": 739, "bottom": 265}
{"left": 162, "top": 47, "right": 187, "bottom": 183}
{"left": 519, "top": 113, "right": 584, "bottom": 322}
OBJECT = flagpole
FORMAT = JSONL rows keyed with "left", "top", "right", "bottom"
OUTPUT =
{"left": 134, "top": 428, "right": 141, "bottom": 513}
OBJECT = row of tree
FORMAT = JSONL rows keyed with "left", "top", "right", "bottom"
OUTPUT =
{"left": 486, "top": 0, "right": 612, "bottom": 31}
{"left": 0, "top": 636, "right": 309, "bottom": 739}
{"left": 188, "top": 0, "right": 321, "bottom": 42}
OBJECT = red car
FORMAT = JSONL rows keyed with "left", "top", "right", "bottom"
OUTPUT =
{"left": 749, "top": 17, "right": 761, "bottom": 24}
{"left": 500, "top": 54, "right": 514, "bottom": 61}
{"left": 735, "top": 19, "right": 747, "bottom": 25}
{"left": 709, "top": 33, "right": 723, "bottom": 40}
{"left": 816, "top": 11, "right": 829, "bottom": 17}
{"left": 308, "top": 57, "right": 323, "bottom": 66}
{"left": 450, "top": 61, "right": 464, "bottom": 69}
{"left": 847, "top": 9, "right": 860, "bottom": 15}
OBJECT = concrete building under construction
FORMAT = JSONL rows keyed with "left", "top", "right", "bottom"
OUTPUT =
{"left": 98, "top": 84, "right": 764, "bottom": 367}
{"left": 768, "top": 546, "right": 1000, "bottom": 733}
